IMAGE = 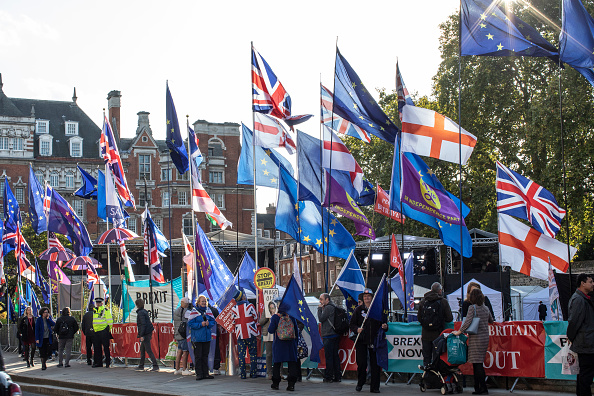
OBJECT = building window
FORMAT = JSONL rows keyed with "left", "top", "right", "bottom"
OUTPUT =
{"left": 0, "top": 137, "right": 9, "bottom": 150}
{"left": 0, "top": 181, "right": 4, "bottom": 199}
{"left": 306, "top": 261, "right": 310, "bottom": 273}
{"left": 142, "top": 136, "right": 148, "bottom": 142}
{"left": 307, "top": 281, "right": 311, "bottom": 293}
{"left": 35, "top": 171, "right": 44, "bottom": 185}
{"left": 50, "top": 173, "right": 59, "bottom": 187}
{"left": 209, "top": 171, "right": 223, "bottom": 184}
{"left": 264, "top": 230, "right": 271, "bottom": 238}
{"left": 15, "top": 188, "right": 24, "bottom": 204}
{"left": 65, "top": 173, "right": 75, "bottom": 189}
{"left": 257, "top": 228, "right": 263, "bottom": 238}
{"left": 73, "top": 200, "right": 84, "bottom": 219}
{"left": 161, "top": 168, "right": 172, "bottom": 181}
{"left": 139, "top": 155, "right": 151, "bottom": 180}
{"left": 178, "top": 191, "right": 187, "bottom": 205}
{"left": 65, "top": 121, "right": 78, "bottom": 136}
{"left": 70, "top": 141, "right": 82, "bottom": 157}
{"left": 13, "top": 138, "right": 23, "bottom": 151}
{"left": 212, "top": 193, "right": 225, "bottom": 208}
{"left": 183, "top": 217, "right": 192, "bottom": 236}
{"left": 40, "top": 140, "right": 50, "bottom": 156}
{"left": 139, "top": 191, "right": 151, "bottom": 207}
{"left": 154, "top": 218, "right": 162, "bottom": 231}
{"left": 207, "top": 142, "right": 223, "bottom": 157}
{"left": 177, "top": 170, "right": 189, "bottom": 181}
{"left": 329, "top": 269, "right": 335, "bottom": 285}
{"left": 316, "top": 272, "right": 322, "bottom": 289}
{"left": 162, "top": 192, "right": 170, "bottom": 207}
{"left": 128, "top": 217, "right": 137, "bottom": 234}
{"left": 275, "top": 231, "right": 281, "bottom": 240}
{"left": 36, "top": 120, "right": 49, "bottom": 134}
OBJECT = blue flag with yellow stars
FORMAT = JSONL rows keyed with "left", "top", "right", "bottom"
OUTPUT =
{"left": 335, "top": 251, "right": 366, "bottom": 318}
{"left": 559, "top": 0, "right": 594, "bottom": 86}
{"left": 28, "top": 165, "right": 47, "bottom": 234}
{"left": 235, "top": 251, "right": 257, "bottom": 295}
{"left": 74, "top": 165, "right": 98, "bottom": 200}
{"left": 334, "top": 49, "right": 400, "bottom": 145}
{"left": 279, "top": 275, "right": 323, "bottom": 363}
{"left": 237, "top": 123, "right": 294, "bottom": 188}
{"left": 461, "top": 0, "right": 559, "bottom": 59}
{"left": 368, "top": 275, "right": 389, "bottom": 370}
{"left": 276, "top": 165, "right": 355, "bottom": 260}
{"left": 194, "top": 222, "right": 233, "bottom": 304}
{"left": 165, "top": 83, "right": 189, "bottom": 175}
{"left": 47, "top": 187, "right": 93, "bottom": 257}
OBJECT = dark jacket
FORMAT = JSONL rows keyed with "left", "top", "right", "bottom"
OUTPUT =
{"left": 462, "top": 297, "right": 495, "bottom": 320}
{"left": 317, "top": 301, "right": 337, "bottom": 338}
{"left": 136, "top": 308, "right": 154, "bottom": 338}
{"left": 18, "top": 316, "right": 36, "bottom": 341}
{"left": 81, "top": 310, "right": 94, "bottom": 336}
{"left": 349, "top": 304, "right": 384, "bottom": 345}
{"left": 568, "top": 289, "right": 594, "bottom": 354}
{"left": 268, "top": 313, "right": 299, "bottom": 363}
{"left": 54, "top": 315, "right": 79, "bottom": 339}
{"left": 418, "top": 291, "right": 453, "bottom": 341}
{"left": 538, "top": 303, "right": 547, "bottom": 319}
{"left": 35, "top": 316, "right": 56, "bottom": 347}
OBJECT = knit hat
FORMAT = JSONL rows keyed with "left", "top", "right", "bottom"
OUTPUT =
{"left": 234, "top": 289, "right": 245, "bottom": 301}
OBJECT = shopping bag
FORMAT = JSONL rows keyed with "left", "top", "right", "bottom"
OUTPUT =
{"left": 446, "top": 334, "right": 468, "bottom": 365}
{"left": 165, "top": 340, "right": 177, "bottom": 361}
{"left": 561, "top": 344, "right": 579, "bottom": 375}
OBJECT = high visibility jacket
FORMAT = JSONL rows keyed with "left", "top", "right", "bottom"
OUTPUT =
{"left": 93, "top": 306, "right": 113, "bottom": 332}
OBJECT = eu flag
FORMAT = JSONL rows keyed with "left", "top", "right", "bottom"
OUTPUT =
{"left": 559, "top": 0, "right": 594, "bottom": 86}
{"left": 279, "top": 275, "right": 323, "bottom": 363}
{"left": 28, "top": 165, "right": 47, "bottom": 234}
{"left": 237, "top": 124, "right": 294, "bottom": 188}
{"left": 194, "top": 222, "right": 233, "bottom": 303}
{"left": 47, "top": 187, "right": 93, "bottom": 257}
{"left": 276, "top": 165, "right": 355, "bottom": 260}
{"left": 234, "top": 252, "right": 257, "bottom": 295}
{"left": 334, "top": 49, "right": 400, "bottom": 144}
{"left": 166, "top": 83, "right": 189, "bottom": 175}
{"left": 368, "top": 275, "right": 389, "bottom": 370}
{"left": 4, "top": 178, "right": 21, "bottom": 227}
{"left": 74, "top": 166, "right": 98, "bottom": 200}
{"left": 461, "top": 0, "right": 559, "bottom": 60}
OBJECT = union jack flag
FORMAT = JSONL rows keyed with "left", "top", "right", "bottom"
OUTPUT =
{"left": 496, "top": 161, "right": 566, "bottom": 238}
{"left": 253, "top": 113, "right": 296, "bottom": 154}
{"left": 252, "top": 47, "right": 292, "bottom": 119}
{"left": 396, "top": 60, "right": 415, "bottom": 120}
{"left": 87, "top": 265, "right": 100, "bottom": 286}
{"left": 100, "top": 116, "right": 135, "bottom": 208}
{"left": 321, "top": 85, "right": 371, "bottom": 143}
{"left": 143, "top": 208, "right": 165, "bottom": 282}
{"left": 231, "top": 301, "right": 259, "bottom": 339}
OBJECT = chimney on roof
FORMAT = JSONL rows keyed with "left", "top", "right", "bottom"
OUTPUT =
{"left": 107, "top": 90, "right": 121, "bottom": 139}
{"left": 30, "top": 104, "right": 35, "bottom": 117}
{"left": 72, "top": 87, "right": 77, "bottom": 104}
{"left": 0, "top": 73, "right": 3, "bottom": 91}
{"left": 266, "top": 204, "right": 276, "bottom": 215}
{"left": 136, "top": 111, "right": 152, "bottom": 136}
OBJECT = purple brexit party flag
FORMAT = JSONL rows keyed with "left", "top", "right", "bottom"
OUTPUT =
{"left": 400, "top": 154, "right": 465, "bottom": 226}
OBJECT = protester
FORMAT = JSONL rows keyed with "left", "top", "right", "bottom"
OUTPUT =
{"left": 268, "top": 303, "right": 299, "bottom": 391}
{"left": 349, "top": 289, "right": 388, "bottom": 393}
{"left": 34, "top": 307, "right": 55, "bottom": 370}
{"left": 567, "top": 273, "right": 594, "bottom": 396}
{"left": 173, "top": 297, "right": 191, "bottom": 375}
{"left": 538, "top": 301, "right": 547, "bottom": 321}
{"left": 418, "top": 282, "right": 453, "bottom": 367}
{"left": 208, "top": 303, "right": 222, "bottom": 375}
{"left": 462, "top": 282, "right": 495, "bottom": 319}
{"left": 259, "top": 301, "right": 276, "bottom": 379}
{"left": 231, "top": 290, "right": 259, "bottom": 379}
{"left": 54, "top": 307, "right": 79, "bottom": 368}
{"left": 81, "top": 302, "right": 95, "bottom": 365}
{"left": 453, "top": 288, "right": 493, "bottom": 395}
{"left": 318, "top": 293, "right": 340, "bottom": 383}
{"left": 188, "top": 295, "right": 215, "bottom": 381}
{"left": 18, "top": 306, "right": 36, "bottom": 367}
{"left": 92, "top": 297, "right": 113, "bottom": 368}
{"left": 135, "top": 299, "right": 159, "bottom": 371}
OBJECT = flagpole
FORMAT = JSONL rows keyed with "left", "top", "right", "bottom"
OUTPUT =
{"left": 328, "top": 249, "right": 353, "bottom": 296}
{"left": 187, "top": 116, "right": 199, "bottom": 303}
{"left": 105, "top": 166, "right": 113, "bottom": 317}
{"left": 397, "top": 137, "right": 407, "bottom": 321}
{"left": 457, "top": 5, "right": 465, "bottom": 305}
{"left": 251, "top": 42, "right": 259, "bottom": 272}
{"left": 144, "top": 178, "right": 155, "bottom": 322}
{"left": 167, "top": 143, "right": 174, "bottom": 321}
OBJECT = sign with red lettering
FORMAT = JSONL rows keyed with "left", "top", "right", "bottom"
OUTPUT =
{"left": 374, "top": 185, "right": 405, "bottom": 223}
{"left": 317, "top": 335, "right": 358, "bottom": 371}
{"left": 216, "top": 299, "right": 237, "bottom": 333}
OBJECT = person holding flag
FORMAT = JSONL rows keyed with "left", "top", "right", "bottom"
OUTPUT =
{"left": 268, "top": 297, "right": 300, "bottom": 391}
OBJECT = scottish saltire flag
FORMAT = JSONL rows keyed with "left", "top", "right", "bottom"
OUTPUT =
{"left": 396, "top": 60, "right": 415, "bottom": 120}
{"left": 276, "top": 165, "right": 355, "bottom": 260}
{"left": 322, "top": 126, "right": 365, "bottom": 193}
{"left": 47, "top": 187, "right": 93, "bottom": 257}
{"left": 321, "top": 85, "right": 371, "bottom": 143}
{"left": 253, "top": 113, "right": 297, "bottom": 154}
{"left": 191, "top": 167, "right": 232, "bottom": 229}
{"left": 166, "top": 83, "right": 189, "bottom": 174}
{"left": 496, "top": 161, "right": 565, "bottom": 238}
{"left": 390, "top": 146, "right": 473, "bottom": 258}
{"left": 188, "top": 126, "right": 204, "bottom": 172}
{"left": 401, "top": 153, "right": 466, "bottom": 225}
{"left": 548, "top": 268, "right": 563, "bottom": 321}
{"left": 237, "top": 124, "right": 294, "bottom": 188}
{"left": 235, "top": 252, "right": 257, "bottom": 295}
{"left": 252, "top": 46, "right": 292, "bottom": 119}
{"left": 335, "top": 251, "right": 365, "bottom": 317}
{"left": 194, "top": 222, "right": 233, "bottom": 303}
{"left": 74, "top": 166, "right": 98, "bottom": 200}
{"left": 334, "top": 49, "right": 400, "bottom": 144}
{"left": 390, "top": 253, "right": 415, "bottom": 312}
{"left": 279, "top": 275, "right": 323, "bottom": 363}
{"left": 28, "top": 166, "right": 47, "bottom": 234}
{"left": 560, "top": 0, "right": 594, "bottom": 85}
{"left": 461, "top": 0, "right": 559, "bottom": 59}
{"left": 105, "top": 165, "right": 125, "bottom": 221}
{"left": 100, "top": 115, "right": 135, "bottom": 208}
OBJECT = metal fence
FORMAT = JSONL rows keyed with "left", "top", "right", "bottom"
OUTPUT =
{"left": 0, "top": 324, "right": 82, "bottom": 353}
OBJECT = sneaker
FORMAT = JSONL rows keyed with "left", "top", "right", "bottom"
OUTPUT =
{"left": 182, "top": 370, "right": 193, "bottom": 376}
{"left": 65, "top": 364, "right": 71, "bottom": 368}
{"left": 213, "top": 369, "right": 221, "bottom": 375}
{"left": 174, "top": 369, "right": 182, "bottom": 375}
{"left": 57, "top": 364, "right": 63, "bottom": 368}
{"left": 150, "top": 366, "right": 160, "bottom": 372}
{"left": 135, "top": 366, "right": 145, "bottom": 371}
{"left": 204, "top": 375, "right": 214, "bottom": 380}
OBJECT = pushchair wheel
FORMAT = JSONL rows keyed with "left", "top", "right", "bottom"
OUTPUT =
{"left": 441, "top": 385, "right": 447, "bottom": 395}
{"left": 419, "top": 383, "right": 427, "bottom": 392}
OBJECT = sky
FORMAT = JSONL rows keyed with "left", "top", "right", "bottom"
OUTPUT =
{"left": 0, "top": 0, "right": 460, "bottom": 209}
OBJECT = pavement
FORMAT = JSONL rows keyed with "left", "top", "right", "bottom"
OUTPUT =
{"left": 2, "top": 352, "right": 576, "bottom": 396}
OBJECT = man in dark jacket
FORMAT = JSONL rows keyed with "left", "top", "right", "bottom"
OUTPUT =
{"left": 538, "top": 301, "right": 547, "bottom": 321}
{"left": 567, "top": 273, "right": 594, "bottom": 396}
{"left": 318, "top": 293, "right": 340, "bottom": 383}
{"left": 417, "top": 282, "right": 453, "bottom": 367}
{"left": 81, "top": 302, "right": 95, "bottom": 365}
{"left": 54, "top": 307, "right": 79, "bottom": 368}
{"left": 135, "top": 299, "right": 159, "bottom": 371}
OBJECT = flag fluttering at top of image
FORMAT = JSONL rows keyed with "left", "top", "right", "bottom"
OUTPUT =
{"left": 560, "top": 0, "right": 594, "bottom": 86}
{"left": 166, "top": 83, "right": 189, "bottom": 175}
{"left": 28, "top": 165, "right": 46, "bottom": 234}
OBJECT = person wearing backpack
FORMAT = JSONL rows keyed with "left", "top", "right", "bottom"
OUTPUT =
{"left": 54, "top": 307, "right": 79, "bottom": 368}
{"left": 417, "top": 282, "right": 452, "bottom": 367}
{"left": 268, "top": 303, "right": 300, "bottom": 391}
{"left": 318, "top": 293, "right": 341, "bottom": 383}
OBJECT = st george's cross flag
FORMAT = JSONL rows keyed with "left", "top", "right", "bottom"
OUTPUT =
{"left": 496, "top": 161, "right": 566, "bottom": 238}
{"left": 253, "top": 113, "right": 296, "bottom": 154}
{"left": 401, "top": 105, "right": 477, "bottom": 165}
{"left": 191, "top": 168, "right": 232, "bottom": 230}
{"left": 498, "top": 213, "right": 576, "bottom": 280}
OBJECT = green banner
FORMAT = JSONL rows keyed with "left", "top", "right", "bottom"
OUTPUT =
{"left": 544, "top": 321, "right": 576, "bottom": 380}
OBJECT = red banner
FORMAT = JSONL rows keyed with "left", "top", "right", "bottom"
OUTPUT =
{"left": 317, "top": 336, "right": 357, "bottom": 371}
{"left": 216, "top": 300, "right": 237, "bottom": 333}
{"left": 374, "top": 185, "right": 404, "bottom": 223}
{"left": 456, "top": 321, "right": 546, "bottom": 378}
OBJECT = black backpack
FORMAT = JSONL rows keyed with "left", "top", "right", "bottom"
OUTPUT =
{"left": 59, "top": 321, "right": 70, "bottom": 337}
{"left": 332, "top": 306, "right": 350, "bottom": 335}
{"left": 419, "top": 299, "right": 443, "bottom": 329}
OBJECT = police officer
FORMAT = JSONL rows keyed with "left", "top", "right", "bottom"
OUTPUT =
{"left": 92, "top": 297, "right": 113, "bottom": 368}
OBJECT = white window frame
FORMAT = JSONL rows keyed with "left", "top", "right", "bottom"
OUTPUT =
{"left": 15, "top": 188, "right": 24, "bottom": 204}
{"left": 161, "top": 168, "right": 172, "bottom": 181}
{"left": 263, "top": 229, "right": 271, "bottom": 239}
{"left": 329, "top": 269, "right": 335, "bottom": 285}
{"left": 36, "top": 120, "right": 49, "bottom": 134}
{"left": 65, "top": 173, "right": 75, "bottom": 189}
{"left": 316, "top": 272, "right": 322, "bottom": 289}
{"left": 162, "top": 191, "right": 170, "bottom": 207}
{"left": 212, "top": 193, "right": 225, "bottom": 209}
{"left": 35, "top": 171, "right": 44, "bottom": 185}
{"left": 183, "top": 217, "right": 192, "bottom": 236}
{"left": 0, "top": 181, "right": 4, "bottom": 199}
{"left": 49, "top": 173, "right": 60, "bottom": 188}
{"left": 178, "top": 191, "right": 187, "bottom": 206}
{"left": 65, "top": 121, "right": 78, "bottom": 136}
{"left": 257, "top": 228, "right": 263, "bottom": 238}
{"left": 0, "top": 137, "right": 9, "bottom": 150}
{"left": 12, "top": 138, "right": 23, "bottom": 151}
{"left": 275, "top": 231, "right": 281, "bottom": 240}
{"left": 128, "top": 217, "right": 137, "bottom": 234}
{"left": 139, "top": 155, "right": 151, "bottom": 180}
{"left": 209, "top": 171, "right": 224, "bottom": 184}
{"left": 39, "top": 135, "right": 53, "bottom": 156}
{"left": 69, "top": 136, "right": 83, "bottom": 158}
{"left": 74, "top": 200, "right": 84, "bottom": 219}
{"left": 154, "top": 218, "right": 162, "bottom": 231}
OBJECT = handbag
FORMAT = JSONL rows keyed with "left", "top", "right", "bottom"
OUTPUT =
{"left": 465, "top": 305, "right": 481, "bottom": 335}
{"left": 561, "top": 344, "right": 580, "bottom": 375}
{"left": 447, "top": 334, "right": 468, "bottom": 365}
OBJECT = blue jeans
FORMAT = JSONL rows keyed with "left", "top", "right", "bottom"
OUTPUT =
{"left": 323, "top": 336, "right": 341, "bottom": 381}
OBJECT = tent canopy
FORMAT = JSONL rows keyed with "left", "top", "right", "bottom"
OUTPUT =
{"left": 522, "top": 287, "right": 550, "bottom": 321}
{"left": 447, "top": 278, "right": 503, "bottom": 321}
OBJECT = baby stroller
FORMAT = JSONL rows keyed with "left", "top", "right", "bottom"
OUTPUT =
{"left": 419, "top": 330, "right": 464, "bottom": 394}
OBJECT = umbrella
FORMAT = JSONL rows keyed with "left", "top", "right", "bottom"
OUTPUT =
{"left": 94, "top": 227, "right": 139, "bottom": 244}
{"left": 64, "top": 256, "right": 102, "bottom": 270}
{"left": 38, "top": 246, "right": 76, "bottom": 262}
